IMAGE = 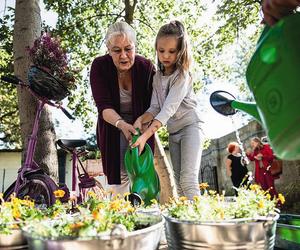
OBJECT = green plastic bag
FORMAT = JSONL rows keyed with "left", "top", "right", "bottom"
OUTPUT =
{"left": 124, "top": 130, "right": 160, "bottom": 206}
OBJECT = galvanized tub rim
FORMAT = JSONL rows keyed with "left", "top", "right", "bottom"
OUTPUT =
{"left": 163, "top": 211, "right": 279, "bottom": 225}
{"left": 22, "top": 216, "right": 165, "bottom": 241}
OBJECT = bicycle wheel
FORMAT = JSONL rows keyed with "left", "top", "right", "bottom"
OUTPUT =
{"left": 4, "top": 174, "right": 58, "bottom": 207}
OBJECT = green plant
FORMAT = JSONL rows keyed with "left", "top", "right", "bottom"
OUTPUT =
{"left": 164, "top": 184, "right": 283, "bottom": 221}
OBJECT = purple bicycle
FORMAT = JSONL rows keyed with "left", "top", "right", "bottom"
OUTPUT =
{"left": 1, "top": 66, "right": 104, "bottom": 206}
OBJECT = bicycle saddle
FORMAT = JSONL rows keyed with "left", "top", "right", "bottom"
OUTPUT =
{"left": 56, "top": 139, "right": 86, "bottom": 150}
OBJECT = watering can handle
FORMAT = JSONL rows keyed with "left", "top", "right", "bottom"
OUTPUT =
{"left": 131, "top": 128, "right": 141, "bottom": 144}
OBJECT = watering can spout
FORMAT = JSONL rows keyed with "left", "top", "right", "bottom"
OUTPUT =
{"left": 210, "top": 90, "right": 262, "bottom": 122}
{"left": 231, "top": 100, "right": 261, "bottom": 122}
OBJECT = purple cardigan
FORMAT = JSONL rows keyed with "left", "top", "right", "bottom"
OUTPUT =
{"left": 90, "top": 54, "right": 155, "bottom": 184}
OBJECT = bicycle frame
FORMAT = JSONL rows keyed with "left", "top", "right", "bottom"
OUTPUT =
{"left": 1, "top": 76, "right": 74, "bottom": 196}
{"left": 14, "top": 99, "right": 46, "bottom": 193}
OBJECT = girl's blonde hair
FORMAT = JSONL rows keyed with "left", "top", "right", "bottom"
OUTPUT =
{"left": 251, "top": 137, "right": 264, "bottom": 150}
{"left": 155, "top": 20, "right": 191, "bottom": 73}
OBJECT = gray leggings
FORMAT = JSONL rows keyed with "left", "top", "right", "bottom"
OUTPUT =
{"left": 169, "top": 122, "right": 203, "bottom": 199}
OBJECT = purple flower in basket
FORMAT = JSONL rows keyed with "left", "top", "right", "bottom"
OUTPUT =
{"left": 27, "top": 33, "right": 76, "bottom": 91}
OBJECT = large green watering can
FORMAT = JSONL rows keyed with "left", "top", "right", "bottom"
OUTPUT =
{"left": 210, "top": 13, "right": 300, "bottom": 161}
{"left": 124, "top": 130, "right": 160, "bottom": 206}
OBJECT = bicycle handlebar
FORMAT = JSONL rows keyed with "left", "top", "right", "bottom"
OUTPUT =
{"left": 60, "top": 106, "right": 75, "bottom": 120}
{"left": 1, "top": 75, "right": 22, "bottom": 85}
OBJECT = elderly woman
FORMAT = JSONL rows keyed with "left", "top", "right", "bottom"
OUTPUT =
{"left": 90, "top": 21, "right": 155, "bottom": 195}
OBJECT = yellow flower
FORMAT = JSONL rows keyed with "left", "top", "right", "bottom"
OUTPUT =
{"left": 54, "top": 189, "right": 65, "bottom": 198}
{"left": 193, "top": 196, "right": 200, "bottom": 202}
{"left": 110, "top": 200, "right": 122, "bottom": 211}
{"left": 127, "top": 207, "right": 135, "bottom": 213}
{"left": 208, "top": 190, "right": 217, "bottom": 195}
{"left": 69, "top": 222, "right": 84, "bottom": 230}
{"left": 266, "top": 194, "right": 271, "bottom": 200}
{"left": 92, "top": 210, "right": 102, "bottom": 220}
{"left": 250, "top": 184, "right": 260, "bottom": 192}
{"left": 150, "top": 199, "right": 158, "bottom": 205}
{"left": 87, "top": 191, "right": 96, "bottom": 199}
{"left": 13, "top": 208, "right": 21, "bottom": 219}
{"left": 179, "top": 196, "right": 188, "bottom": 202}
{"left": 220, "top": 210, "right": 225, "bottom": 220}
{"left": 199, "top": 183, "right": 209, "bottom": 190}
{"left": 278, "top": 194, "right": 285, "bottom": 204}
{"left": 258, "top": 200, "right": 264, "bottom": 209}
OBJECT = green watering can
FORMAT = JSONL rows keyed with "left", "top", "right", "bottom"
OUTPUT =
{"left": 210, "top": 13, "right": 300, "bottom": 161}
{"left": 124, "top": 130, "right": 160, "bottom": 206}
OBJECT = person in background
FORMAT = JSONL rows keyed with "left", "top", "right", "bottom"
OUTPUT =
{"left": 246, "top": 137, "right": 278, "bottom": 197}
{"left": 261, "top": 0, "right": 299, "bottom": 26}
{"left": 132, "top": 20, "right": 204, "bottom": 200}
{"left": 226, "top": 142, "right": 249, "bottom": 195}
{"left": 90, "top": 21, "right": 155, "bottom": 195}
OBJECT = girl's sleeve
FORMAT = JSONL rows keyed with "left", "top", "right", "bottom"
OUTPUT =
{"left": 155, "top": 72, "right": 190, "bottom": 125}
{"left": 90, "top": 58, "right": 114, "bottom": 119}
{"left": 146, "top": 78, "right": 161, "bottom": 118}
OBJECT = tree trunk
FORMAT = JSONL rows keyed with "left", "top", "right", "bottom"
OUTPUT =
{"left": 154, "top": 134, "right": 177, "bottom": 204}
{"left": 124, "top": 0, "right": 137, "bottom": 24}
{"left": 13, "top": 0, "right": 58, "bottom": 180}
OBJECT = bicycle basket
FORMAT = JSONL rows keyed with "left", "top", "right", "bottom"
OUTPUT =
{"left": 28, "top": 66, "right": 70, "bottom": 101}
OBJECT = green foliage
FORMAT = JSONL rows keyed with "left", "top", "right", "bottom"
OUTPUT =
{"left": 157, "top": 126, "right": 169, "bottom": 148}
{"left": 0, "top": 9, "right": 21, "bottom": 148}
{"left": 1, "top": 0, "right": 265, "bottom": 147}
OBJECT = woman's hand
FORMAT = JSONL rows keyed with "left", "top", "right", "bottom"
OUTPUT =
{"left": 118, "top": 120, "right": 137, "bottom": 142}
{"left": 133, "top": 117, "right": 143, "bottom": 131}
{"left": 131, "top": 134, "right": 148, "bottom": 155}
{"left": 262, "top": 0, "right": 298, "bottom": 26}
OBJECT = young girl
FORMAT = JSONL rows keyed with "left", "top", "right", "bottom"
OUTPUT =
{"left": 132, "top": 20, "right": 204, "bottom": 199}
{"left": 226, "top": 142, "right": 248, "bottom": 195}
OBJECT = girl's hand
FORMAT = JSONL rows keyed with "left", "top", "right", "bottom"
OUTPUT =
{"left": 118, "top": 120, "right": 137, "bottom": 142}
{"left": 131, "top": 134, "right": 147, "bottom": 155}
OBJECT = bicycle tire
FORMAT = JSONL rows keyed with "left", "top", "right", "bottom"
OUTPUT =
{"left": 4, "top": 174, "right": 58, "bottom": 207}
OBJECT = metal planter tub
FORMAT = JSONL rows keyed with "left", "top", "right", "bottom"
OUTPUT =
{"left": 164, "top": 214, "right": 279, "bottom": 250}
{"left": 23, "top": 216, "right": 164, "bottom": 250}
{"left": 275, "top": 213, "right": 300, "bottom": 250}
{"left": 0, "top": 222, "right": 27, "bottom": 248}
{"left": 0, "top": 229, "right": 27, "bottom": 248}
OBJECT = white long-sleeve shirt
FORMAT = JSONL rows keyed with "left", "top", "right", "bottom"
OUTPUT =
{"left": 147, "top": 69, "right": 203, "bottom": 134}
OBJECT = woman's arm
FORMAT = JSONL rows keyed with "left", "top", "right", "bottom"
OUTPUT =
{"left": 102, "top": 109, "right": 137, "bottom": 141}
{"left": 246, "top": 148, "right": 255, "bottom": 161}
{"left": 90, "top": 57, "right": 136, "bottom": 141}
{"left": 225, "top": 158, "right": 232, "bottom": 177}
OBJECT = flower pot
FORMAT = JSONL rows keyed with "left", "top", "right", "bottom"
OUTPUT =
{"left": 0, "top": 228, "right": 27, "bottom": 247}
{"left": 164, "top": 214, "right": 279, "bottom": 250}
{"left": 28, "top": 65, "right": 70, "bottom": 101}
{"left": 275, "top": 213, "right": 300, "bottom": 250}
{"left": 23, "top": 216, "right": 164, "bottom": 250}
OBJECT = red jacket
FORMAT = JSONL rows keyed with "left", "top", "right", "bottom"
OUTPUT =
{"left": 247, "top": 144, "right": 274, "bottom": 181}
{"left": 90, "top": 54, "right": 155, "bottom": 184}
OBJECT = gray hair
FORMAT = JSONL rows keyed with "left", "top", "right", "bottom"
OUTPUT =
{"left": 105, "top": 21, "right": 136, "bottom": 47}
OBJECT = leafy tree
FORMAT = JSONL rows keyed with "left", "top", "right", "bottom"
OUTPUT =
{"left": 0, "top": 9, "right": 21, "bottom": 148}
{"left": 1, "top": 0, "right": 263, "bottom": 150}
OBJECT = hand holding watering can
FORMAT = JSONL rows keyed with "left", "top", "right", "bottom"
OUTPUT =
{"left": 210, "top": 13, "right": 300, "bottom": 160}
